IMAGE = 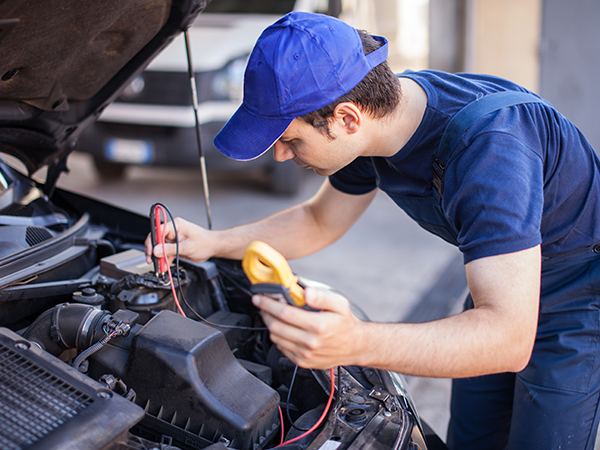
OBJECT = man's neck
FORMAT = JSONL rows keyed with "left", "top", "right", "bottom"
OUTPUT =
{"left": 365, "top": 77, "right": 428, "bottom": 158}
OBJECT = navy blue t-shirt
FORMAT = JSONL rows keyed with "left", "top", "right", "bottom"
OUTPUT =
{"left": 329, "top": 70, "right": 600, "bottom": 264}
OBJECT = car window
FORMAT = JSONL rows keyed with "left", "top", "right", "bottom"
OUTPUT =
{"left": 203, "top": 0, "right": 297, "bottom": 14}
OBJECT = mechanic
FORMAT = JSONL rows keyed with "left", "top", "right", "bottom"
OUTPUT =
{"left": 145, "top": 11, "right": 600, "bottom": 450}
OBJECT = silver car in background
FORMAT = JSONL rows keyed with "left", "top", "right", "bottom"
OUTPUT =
{"left": 79, "top": 0, "right": 342, "bottom": 195}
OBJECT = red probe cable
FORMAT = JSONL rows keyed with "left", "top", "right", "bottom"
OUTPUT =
{"left": 154, "top": 206, "right": 167, "bottom": 274}
{"left": 278, "top": 406, "right": 285, "bottom": 446}
{"left": 277, "top": 367, "right": 335, "bottom": 447}
{"left": 154, "top": 205, "right": 186, "bottom": 317}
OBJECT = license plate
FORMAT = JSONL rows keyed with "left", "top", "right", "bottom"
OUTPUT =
{"left": 104, "top": 138, "right": 154, "bottom": 164}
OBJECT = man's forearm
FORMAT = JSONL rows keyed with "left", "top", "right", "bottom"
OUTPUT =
{"left": 355, "top": 308, "right": 535, "bottom": 378}
{"left": 212, "top": 180, "right": 377, "bottom": 261}
{"left": 353, "top": 247, "right": 541, "bottom": 377}
{"left": 212, "top": 201, "right": 333, "bottom": 260}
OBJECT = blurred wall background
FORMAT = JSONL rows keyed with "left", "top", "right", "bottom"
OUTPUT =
{"left": 340, "top": 0, "right": 600, "bottom": 151}
{"left": 341, "top": 0, "right": 429, "bottom": 71}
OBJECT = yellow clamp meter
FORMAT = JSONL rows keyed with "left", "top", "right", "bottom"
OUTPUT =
{"left": 242, "top": 241, "right": 308, "bottom": 309}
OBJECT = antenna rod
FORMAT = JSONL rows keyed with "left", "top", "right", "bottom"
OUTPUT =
{"left": 184, "top": 28, "right": 213, "bottom": 230}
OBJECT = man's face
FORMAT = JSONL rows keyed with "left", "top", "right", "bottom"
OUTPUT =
{"left": 273, "top": 118, "right": 359, "bottom": 176}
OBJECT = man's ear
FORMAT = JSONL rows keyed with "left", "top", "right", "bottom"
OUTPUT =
{"left": 332, "top": 102, "right": 362, "bottom": 135}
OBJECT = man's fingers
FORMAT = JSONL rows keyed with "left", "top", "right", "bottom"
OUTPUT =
{"left": 304, "top": 287, "right": 349, "bottom": 313}
{"left": 252, "top": 295, "right": 303, "bottom": 323}
{"left": 252, "top": 289, "right": 350, "bottom": 325}
{"left": 144, "top": 217, "right": 206, "bottom": 264}
{"left": 148, "top": 242, "right": 177, "bottom": 264}
{"left": 164, "top": 220, "right": 179, "bottom": 241}
{"left": 252, "top": 287, "right": 361, "bottom": 369}
{"left": 258, "top": 308, "right": 323, "bottom": 367}
{"left": 144, "top": 235, "right": 154, "bottom": 263}
{"left": 161, "top": 242, "right": 178, "bottom": 258}
{"left": 259, "top": 309, "right": 310, "bottom": 342}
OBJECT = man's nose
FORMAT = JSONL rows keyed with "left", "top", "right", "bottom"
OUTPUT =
{"left": 273, "top": 142, "right": 294, "bottom": 162}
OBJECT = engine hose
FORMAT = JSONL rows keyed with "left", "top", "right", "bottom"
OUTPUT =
{"left": 22, "top": 303, "right": 109, "bottom": 356}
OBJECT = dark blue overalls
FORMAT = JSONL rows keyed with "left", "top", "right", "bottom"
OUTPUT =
{"left": 389, "top": 92, "right": 600, "bottom": 449}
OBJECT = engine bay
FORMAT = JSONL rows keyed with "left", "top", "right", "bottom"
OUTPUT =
{"left": 0, "top": 159, "right": 429, "bottom": 450}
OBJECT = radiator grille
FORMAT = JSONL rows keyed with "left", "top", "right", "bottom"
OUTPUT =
{"left": 0, "top": 341, "right": 93, "bottom": 450}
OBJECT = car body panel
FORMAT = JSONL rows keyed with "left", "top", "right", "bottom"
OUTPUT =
{"left": 0, "top": 0, "right": 207, "bottom": 179}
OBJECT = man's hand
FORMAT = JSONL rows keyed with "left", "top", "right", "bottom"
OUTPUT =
{"left": 252, "top": 287, "right": 367, "bottom": 369}
{"left": 145, "top": 217, "right": 216, "bottom": 264}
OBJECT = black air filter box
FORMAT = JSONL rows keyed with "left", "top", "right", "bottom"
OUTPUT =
{"left": 0, "top": 328, "right": 144, "bottom": 450}
{"left": 124, "top": 310, "right": 280, "bottom": 450}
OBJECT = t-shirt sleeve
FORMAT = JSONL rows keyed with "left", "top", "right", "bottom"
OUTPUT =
{"left": 329, "top": 157, "right": 379, "bottom": 195}
{"left": 443, "top": 132, "right": 544, "bottom": 264}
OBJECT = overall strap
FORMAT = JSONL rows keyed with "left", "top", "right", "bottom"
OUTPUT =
{"left": 432, "top": 91, "right": 550, "bottom": 198}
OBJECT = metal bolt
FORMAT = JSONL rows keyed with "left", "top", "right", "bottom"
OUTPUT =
{"left": 14, "top": 342, "right": 29, "bottom": 350}
{"left": 97, "top": 391, "right": 112, "bottom": 399}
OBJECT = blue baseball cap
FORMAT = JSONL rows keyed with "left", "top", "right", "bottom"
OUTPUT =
{"left": 214, "top": 11, "right": 389, "bottom": 161}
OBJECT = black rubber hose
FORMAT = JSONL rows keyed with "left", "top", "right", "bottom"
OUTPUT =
{"left": 22, "top": 303, "right": 108, "bottom": 356}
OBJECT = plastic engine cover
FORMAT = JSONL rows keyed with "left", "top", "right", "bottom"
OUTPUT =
{"left": 124, "top": 310, "right": 280, "bottom": 450}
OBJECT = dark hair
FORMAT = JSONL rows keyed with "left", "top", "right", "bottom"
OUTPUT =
{"left": 299, "top": 29, "right": 401, "bottom": 138}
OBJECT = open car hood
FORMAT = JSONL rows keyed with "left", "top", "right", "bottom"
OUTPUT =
{"left": 0, "top": 0, "right": 207, "bottom": 187}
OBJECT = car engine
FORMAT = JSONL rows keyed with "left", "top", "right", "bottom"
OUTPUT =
{"left": 0, "top": 160, "right": 434, "bottom": 450}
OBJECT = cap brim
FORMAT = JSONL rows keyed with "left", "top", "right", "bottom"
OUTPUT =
{"left": 214, "top": 104, "right": 293, "bottom": 161}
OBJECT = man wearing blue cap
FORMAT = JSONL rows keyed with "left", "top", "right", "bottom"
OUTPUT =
{"left": 147, "top": 11, "right": 600, "bottom": 450}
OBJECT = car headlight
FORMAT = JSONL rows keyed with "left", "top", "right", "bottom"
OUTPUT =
{"left": 386, "top": 370, "right": 425, "bottom": 430}
{"left": 211, "top": 55, "right": 248, "bottom": 102}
